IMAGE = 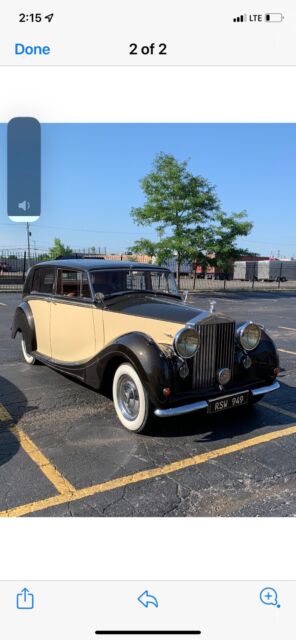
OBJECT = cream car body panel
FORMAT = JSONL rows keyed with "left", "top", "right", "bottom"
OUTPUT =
{"left": 103, "top": 310, "right": 184, "bottom": 347}
{"left": 28, "top": 298, "right": 52, "bottom": 357}
{"left": 50, "top": 300, "right": 96, "bottom": 362}
{"left": 93, "top": 308, "right": 105, "bottom": 353}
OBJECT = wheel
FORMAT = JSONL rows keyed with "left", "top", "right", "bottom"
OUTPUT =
{"left": 112, "top": 363, "right": 153, "bottom": 433}
{"left": 21, "top": 335, "right": 37, "bottom": 365}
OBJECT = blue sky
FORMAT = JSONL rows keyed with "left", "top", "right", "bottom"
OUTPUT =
{"left": 0, "top": 123, "right": 295, "bottom": 256}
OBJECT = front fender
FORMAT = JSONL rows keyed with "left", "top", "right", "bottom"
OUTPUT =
{"left": 94, "top": 332, "right": 175, "bottom": 407}
{"left": 235, "top": 324, "right": 279, "bottom": 383}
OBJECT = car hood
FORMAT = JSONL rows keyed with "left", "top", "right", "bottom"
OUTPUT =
{"left": 104, "top": 294, "right": 224, "bottom": 325}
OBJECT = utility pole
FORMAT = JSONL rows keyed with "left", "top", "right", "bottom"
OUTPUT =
{"left": 26, "top": 222, "right": 31, "bottom": 265}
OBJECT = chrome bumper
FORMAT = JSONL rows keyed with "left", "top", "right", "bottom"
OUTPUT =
{"left": 154, "top": 381, "right": 280, "bottom": 418}
{"left": 250, "top": 381, "right": 280, "bottom": 396}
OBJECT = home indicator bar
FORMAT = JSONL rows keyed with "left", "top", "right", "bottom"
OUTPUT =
{"left": 95, "top": 632, "right": 202, "bottom": 636}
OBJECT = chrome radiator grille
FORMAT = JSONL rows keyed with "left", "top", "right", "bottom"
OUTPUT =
{"left": 193, "top": 321, "right": 235, "bottom": 390}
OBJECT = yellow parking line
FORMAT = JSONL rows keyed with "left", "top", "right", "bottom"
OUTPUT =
{"left": 278, "top": 348, "right": 296, "bottom": 356}
{"left": 0, "top": 405, "right": 75, "bottom": 495}
{"left": 0, "top": 405, "right": 12, "bottom": 421}
{"left": 11, "top": 425, "right": 76, "bottom": 495}
{"left": 279, "top": 326, "right": 296, "bottom": 332}
{"left": 2, "top": 423, "right": 296, "bottom": 518}
{"left": 0, "top": 302, "right": 6, "bottom": 306}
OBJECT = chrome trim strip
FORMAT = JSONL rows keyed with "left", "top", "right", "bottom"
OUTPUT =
{"left": 51, "top": 297, "right": 95, "bottom": 308}
{"left": 35, "top": 351, "right": 93, "bottom": 367}
{"left": 186, "top": 310, "right": 211, "bottom": 326}
{"left": 24, "top": 294, "right": 96, "bottom": 308}
{"left": 154, "top": 381, "right": 280, "bottom": 418}
{"left": 186, "top": 311, "right": 234, "bottom": 328}
{"left": 154, "top": 401, "right": 209, "bottom": 417}
{"left": 250, "top": 381, "right": 280, "bottom": 396}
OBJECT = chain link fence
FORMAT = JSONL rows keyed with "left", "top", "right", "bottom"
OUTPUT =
{"left": 1, "top": 252, "right": 296, "bottom": 292}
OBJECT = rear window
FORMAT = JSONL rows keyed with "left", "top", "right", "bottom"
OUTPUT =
{"left": 56, "top": 269, "right": 91, "bottom": 298}
{"left": 30, "top": 267, "right": 56, "bottom": 294}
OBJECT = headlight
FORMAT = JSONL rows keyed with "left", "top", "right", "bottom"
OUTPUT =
{"left": 173, "top": 327, "right": 200, "bottom": 359}
{"left": 238, "top": 322, "right": 261, "bottom": 351}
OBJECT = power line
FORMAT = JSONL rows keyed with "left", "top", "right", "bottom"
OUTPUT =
{"left": 0, "top": 222, "right": 157, "bottom": 236}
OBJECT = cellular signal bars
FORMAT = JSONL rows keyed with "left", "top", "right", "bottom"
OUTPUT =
{"left": 233, "top": 14, "right": 247, "bottom": 22}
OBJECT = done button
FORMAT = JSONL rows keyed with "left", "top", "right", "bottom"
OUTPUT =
{"left": 15, "top": 43, "right": 51, "bottom": 55}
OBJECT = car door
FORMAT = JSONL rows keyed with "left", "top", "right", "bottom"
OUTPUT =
{"left": 50, "top": 268, "right": 96, "bottom": 363}
{"left": 27, "top": 266, "right": 55, "bottom": 357}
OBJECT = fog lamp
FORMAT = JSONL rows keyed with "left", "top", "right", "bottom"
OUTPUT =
{"left": 179, "top": 362, "right": 189, "bottom": 379}
{"left": 242, "top": 355, "right": 252, "bottom": 369}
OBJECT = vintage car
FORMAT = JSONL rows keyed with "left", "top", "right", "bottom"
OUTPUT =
{"left": 11, "top": 259, "right": 280, "bottom": 433}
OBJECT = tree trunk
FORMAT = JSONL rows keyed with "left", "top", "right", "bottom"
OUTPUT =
{"left": 176, "top": 254, "right": 181, "bottom": 289}
{"left": 193, "top": 260, "right": 197, "bottom": 290}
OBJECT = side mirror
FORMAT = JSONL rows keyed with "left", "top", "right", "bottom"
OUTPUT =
{"left": 95, "top": 291, "right": 105, "bottom": 303}
{"left": 183, "top": 290, "right": 189, "bottom": 304}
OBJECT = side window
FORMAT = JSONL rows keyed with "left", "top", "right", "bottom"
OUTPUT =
{"left": 57, "top": 270, "right": 91, "bottom": 298}
{"left": 31, "top": 268, "right": 55, "bottom": 294}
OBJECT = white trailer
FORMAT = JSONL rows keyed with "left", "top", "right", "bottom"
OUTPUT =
{"left": 233, "top": 261, "right": 247, "bottom": 280}
{"left": 234, "top": 259, "right": 296, "bottom": 282}
{"left": 233, "top": 261, "right": 257, "bottom": 280}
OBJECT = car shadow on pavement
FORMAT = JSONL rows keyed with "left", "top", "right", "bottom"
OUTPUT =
{"left": 147, "top": 379, "right": 294, "bottom": 442}
{"left": 0, "top": 375, "right": 29, "bottom": 466}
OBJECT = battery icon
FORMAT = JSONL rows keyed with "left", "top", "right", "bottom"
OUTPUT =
{"left": 265, "top": 13, "right": 284, "bottom": 22}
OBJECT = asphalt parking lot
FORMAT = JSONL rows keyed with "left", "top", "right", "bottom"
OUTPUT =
{"left": 1, "top": 291, "right": 296, "bottom": 517}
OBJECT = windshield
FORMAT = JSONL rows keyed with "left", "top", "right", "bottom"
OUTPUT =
{"left": 90, "top": 269, "right": 180, "bottom": 297}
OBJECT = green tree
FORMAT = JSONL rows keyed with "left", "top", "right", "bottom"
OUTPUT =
{"left": 48, "top": 238, "right": 73, "bottom": 260}
{"left": 208, "top": 211, "right": 253, "bottom": 276}
{"left": 130, "top": 153, "right": 253, "bottom": 286}
{"left": 128, "top": 239, "right": 156, "bottom": 259}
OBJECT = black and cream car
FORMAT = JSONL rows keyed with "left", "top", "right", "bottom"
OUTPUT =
{"left": 12, "top": 259, "right": 280, "bottom": 433}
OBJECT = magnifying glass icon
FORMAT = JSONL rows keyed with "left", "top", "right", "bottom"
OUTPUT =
{"left": 260, "top": 587, "right": 281, "bottom": 608}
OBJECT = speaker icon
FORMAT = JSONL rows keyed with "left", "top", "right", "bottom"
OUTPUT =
{"left": 18, "top": 200, "right": 31, "bottom": 211}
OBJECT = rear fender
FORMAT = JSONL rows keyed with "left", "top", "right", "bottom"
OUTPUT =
{"left": 11, "top": 301, "right": 36, "bottom": 352}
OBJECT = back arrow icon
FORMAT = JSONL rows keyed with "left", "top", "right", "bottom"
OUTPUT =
{"left": 138, "top": 590, "right": 159, "bottom": 608}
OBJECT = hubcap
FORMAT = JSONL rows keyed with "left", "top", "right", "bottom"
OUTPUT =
{"left": 117, "top": 375, "right": 140, "bottom": 421}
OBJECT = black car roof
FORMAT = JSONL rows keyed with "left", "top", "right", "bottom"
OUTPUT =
{"left": 33, "top": 259, "right": 169, "bottom": 272}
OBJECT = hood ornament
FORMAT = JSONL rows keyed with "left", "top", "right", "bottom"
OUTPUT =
{"left": 209, "top": 299, "right": 216, "bottom": 313}
{"left": 183, "top": 290, "right": 189, "bottom": 304}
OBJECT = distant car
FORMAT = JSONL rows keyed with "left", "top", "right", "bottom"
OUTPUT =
{"left": 0, "top": 261, "right": 9, "bottom": 273}
{"left": 11, "top": 259, "right": 280, "bottom": 433}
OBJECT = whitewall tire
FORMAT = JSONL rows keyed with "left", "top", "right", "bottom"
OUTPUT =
{"left": 112, "top": 363, "right": 152, "bottom": 433}
{"left": 21, "top": 336, "right": 37, "bottom": 365}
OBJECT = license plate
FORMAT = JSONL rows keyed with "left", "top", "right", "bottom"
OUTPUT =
{"left": 207, "top": 391, "right": 249, "bottom": 414}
